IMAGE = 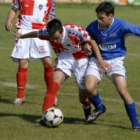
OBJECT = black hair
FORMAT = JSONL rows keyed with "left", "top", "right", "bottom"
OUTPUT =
{"left": 95, "top": 2, "right": 114, "bottom": 16}
{"left": 47, "top": 19, "right": 63, "bottom": 35}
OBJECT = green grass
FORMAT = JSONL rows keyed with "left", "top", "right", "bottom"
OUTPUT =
{"left": 0, "top": 3, "right": 140, "bottom": 140}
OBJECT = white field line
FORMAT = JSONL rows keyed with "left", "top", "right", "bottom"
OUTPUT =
{"left": 1, "top": 81, "right": 140, "bottom": 106}
{"left": 0, "top": 81, "right": 36, "bottom": 89}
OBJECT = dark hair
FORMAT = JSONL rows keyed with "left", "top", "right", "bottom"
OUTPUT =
{"left": 96, "top": 2, "right": 114, "bottom": 16}
{"left": 47, "top": 19, "right": 63, "bottom": 35}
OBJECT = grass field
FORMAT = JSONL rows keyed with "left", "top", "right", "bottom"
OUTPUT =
{"left": 0, "top": 3, "right": 140, "bottom": 140}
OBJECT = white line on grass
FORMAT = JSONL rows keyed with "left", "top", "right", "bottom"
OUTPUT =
{"left": 1, "top": 81, "right": 140, "bottom": 106}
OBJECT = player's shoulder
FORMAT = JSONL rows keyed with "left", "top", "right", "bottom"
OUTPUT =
{"left": 86, "top": 20, "right": 98, "bottom": 29}
{"left": 114, "top": 18, "right": 125, "bottom": 25}
{"left": 38, "top": 28, "right": 48, "bottom": 35}
{"left": 64, "top": 24, "right": 83, "bottom": 30}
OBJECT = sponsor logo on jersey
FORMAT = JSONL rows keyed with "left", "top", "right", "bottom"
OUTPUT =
{"left": 39, "top": 5, "right": 43, "bottom": 10}
{"left": 109, "top": 33, "right": 117, "bottom": 37}
{"left": 99, "top": 44, "right": 116, "bottom": 50}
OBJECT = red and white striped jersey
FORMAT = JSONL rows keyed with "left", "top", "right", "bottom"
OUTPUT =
{"left": 38, "top": 24, "right": 91, "bottom": 59}
{"left": 12, "top": 0, "right": 55, "bottom": 29}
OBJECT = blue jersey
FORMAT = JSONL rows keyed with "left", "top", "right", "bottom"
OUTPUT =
{"left": 86, "top": 18, "right": 140, "bottom": 60}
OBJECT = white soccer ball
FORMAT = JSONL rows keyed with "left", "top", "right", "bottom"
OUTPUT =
{"left": 44, "top": 107, "right": 64, "bottom": 128}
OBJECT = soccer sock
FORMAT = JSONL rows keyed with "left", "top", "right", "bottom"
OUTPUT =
{"left": 44, "top": 66, "right": 53, "bottom": 89}
{"left": 125, "top": 102, "right": 140, "bottom": 127}
{"left": 42, "top": 81, "right": 60, "bottom": 112}
{"left": 82, "top": 99, "right": 91, "bottom": 107}
{"left": 16, "top": 68, "right": 27, "bottom": 98}
{"left": 88, "top": 91, "right": 104, "bottom": 110}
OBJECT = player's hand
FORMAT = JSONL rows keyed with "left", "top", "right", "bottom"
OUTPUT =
{"left": 99, "top": 60, "right": 111, "bottom": 72}
{"left": 12, "top": 31, "right": 22, "bottom": 38}
{"left": 82, "top": 43, "right": 92, "bottom": 55}
{"left": 5, "top": 21, "right": 12, "bottom": 31}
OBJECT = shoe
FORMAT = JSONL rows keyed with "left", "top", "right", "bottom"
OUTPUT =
{"left": 87, "top": 105, "right": 106, "bottom": 123}
{"left": 13, "top": 97, "right": 25, "bottom": 105}
{"left": 38, "top": 118, "right": 46, "bottom": 126}
{"left": 133, "top": 126, "right": 140, "bottom": 131}
{"left": 83, "top": 105, "right": 91, "bottom": 120}
{"left": 54, "top": 97, "right": 58, "bottom": 106}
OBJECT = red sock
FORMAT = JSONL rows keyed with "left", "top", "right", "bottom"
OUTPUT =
{"left": 44, "top": 66, "right": 53, "bottom": 89}
{"left": 16, "top": 68, "right": 27, "bottom": 98}
{"left": 42, "top": 81, "right": 60, "bottom": 111}
{"left": 82, "top": 99, "right": 91, "bottom": 106}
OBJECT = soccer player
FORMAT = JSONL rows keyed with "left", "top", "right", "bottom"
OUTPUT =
{"left": 12, "top": 18, "right": 111, "bottom": 124}
{"left": 5, "top": 0, "right": 57, "bottom": 105}
{"left": 85, "top": 2, "right": 140, "bottom": 131}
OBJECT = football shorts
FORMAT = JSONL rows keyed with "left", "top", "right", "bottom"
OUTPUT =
{"left": 86, "top": 56, "right": 126, "bottom": 81}
{"left": 55, "top": 52, "right": 88, "bottom": 89}
{"left": 11, "top": 29, "right": 52, "bottom": 62}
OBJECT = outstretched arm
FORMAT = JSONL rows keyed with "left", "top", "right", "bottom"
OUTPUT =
{"left": 12, "top": 31, "right": 38, "bottom": 39}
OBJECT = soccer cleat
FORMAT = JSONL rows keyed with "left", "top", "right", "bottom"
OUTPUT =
{"left": 54, "top": 97, "right": 58, "bottom": 106}
{"left": 13, "top": 97, "right": 25, "bottom": 105}
{"left": 132, "top": 126, "right": 140, "bottom": 131}
{"left": 86, "top": 105, "right": 106, "bottom": 123}
{"left": 83, "top": 105, "right": 91, "bottom": 120}
{"left": 38, "top": 118, "right": 46, "bottom": 126}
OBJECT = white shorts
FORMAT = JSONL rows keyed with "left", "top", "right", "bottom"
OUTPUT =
{"left": 56, "top": 52, "right": 89, "bottom": 89}
{"left": 11, "top": 29, "right": 52, "bottom": 62}
{"left": 86, "top": 56, "right": 126, "bottom": 81}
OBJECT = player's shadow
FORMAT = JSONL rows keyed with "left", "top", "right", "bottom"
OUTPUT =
{"left": 0, "top": 113, "right": 131, "bottom": 130}
{"left": 63, "top": 116, "right": 130, "bottom": 130}
{"left": 63, "top": 117, "right": 85, "bottom": 124}
{"left": 0, "top": 97, "right": 13, "bottom": 104}
{"left": 0, "top": 96, "right": 41, "bottom": 105}
{"left": 0, "top": 112, "right": 40, "bottom": 124}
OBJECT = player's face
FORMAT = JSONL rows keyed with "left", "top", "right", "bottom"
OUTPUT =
{"left": 50, "top": 31, "right": 63, "bottom": 43}
{"left": 97, "top": 12, "right": 113, "bottom": 28}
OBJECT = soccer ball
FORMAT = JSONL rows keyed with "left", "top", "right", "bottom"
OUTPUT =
{"left": 44, "top": 107, "right": 64, "bottom": 128}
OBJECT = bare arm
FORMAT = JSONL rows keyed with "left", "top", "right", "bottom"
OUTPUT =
{"left": 87, "top": 39, "right": 111, "bottom": 70}
{"left": 5, "top": 8, "right": 17, "bottom": 31}
{"left": 12, "top": 31, "right": 38, "bottom": 39}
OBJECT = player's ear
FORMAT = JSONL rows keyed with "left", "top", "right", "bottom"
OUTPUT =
{"left": 109, "top": 13, "right": 114, "bottom": 19}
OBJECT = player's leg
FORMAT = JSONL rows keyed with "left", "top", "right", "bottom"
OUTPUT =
{"left": 79, "top": 88, "right": 91, "bottom": 120}
{"left": 41, "top": 56, "right": 58, "bottom": 105}
{"left": 85, "top": 76, "right": 106, "bottom": 123}
{"left": 14, "top": 59, "right": 29, "bottom": 105}
{"left": 41, "top": 56, "right": 53, "bottom": 89}
{"left": 112, "top": 74, "right": 140, "bottom": 131}
{"left": 42, "top": 69, "right": 68, "bottom": 112}
{"left": 85, "top": 57, "right": 106, "bottom": 122}
{"left": 39, "top": 70, "right": 68, "bottom": 126}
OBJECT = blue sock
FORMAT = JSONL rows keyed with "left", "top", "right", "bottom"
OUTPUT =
{"left": 125, "top": 103, "right": 140, "bottom": 127}
{"left": 88, "top": 92, "right": 104, "bottom": 110}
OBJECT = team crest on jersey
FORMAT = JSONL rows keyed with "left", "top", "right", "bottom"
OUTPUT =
{"left": 39, "top": 5, "right": 43, "bottom": 10}
{"left": 109, "top": 33, "right": 117, "bottom": 37}
{"left": 101, "top": 37, "right": 106, "bottom": 42}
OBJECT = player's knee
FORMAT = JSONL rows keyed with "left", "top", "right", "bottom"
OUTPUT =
{"left": 85, "top": 84, "right": 96, "bottom": 95}
{"left": 117, "top": 87, "right": 128, "bottom": 97}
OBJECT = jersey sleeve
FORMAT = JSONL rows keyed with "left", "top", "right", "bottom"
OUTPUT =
{"left": 75, "top": 27, "right": 91, "bottom": 43}
{"left": 12, "top": 0, "right": 19, "bottom": 11}
{"left": 49, "top": 0, "right": 55, "bottom": 19}
{"left": 44, "top": 0, "right": 55, "bottom": 20}
{"left": 37, "top": 28, "right": 50, "bottom": 40}
{"left": 121, "top": 20, "right": 140, "bottom": 37}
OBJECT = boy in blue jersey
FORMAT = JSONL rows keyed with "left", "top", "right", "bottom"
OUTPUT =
{"left": 85, "top": 2, "right": 140, "bottom": 131}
